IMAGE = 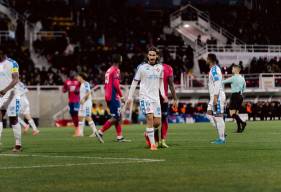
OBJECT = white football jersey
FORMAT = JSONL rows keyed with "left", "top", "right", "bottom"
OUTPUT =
{"left": 134, "top": 63, "right": 163, "bottom": 102}
{"left": 79, "top": 81, "right": 92, "bottom": 102}
{"left": 0, "top": 58, "right": 19, "bottom": 90}
{"left": 208, "top": 65, "right": 224, "bottom": 97}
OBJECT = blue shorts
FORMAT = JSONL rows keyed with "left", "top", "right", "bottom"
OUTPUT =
{"left": 107, "top": 99, "right": 121, "bottom": 120}
{"left": 69, "top": 102, "right": 80, "bottom": 115}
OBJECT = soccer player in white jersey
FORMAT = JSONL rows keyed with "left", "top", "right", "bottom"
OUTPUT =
{"left": 206, "top": 53, "right": 226, "bottom": 144}
{"left": 0, "top": 49, "right": 22, "bottom": 152}
{"left": 127, "top": 47, "right": 168, "bottom": 151}
{"left": 16, "top": 82, "right": 40, "bottom": 136}
{"left": 75, "top": 73, "right": 103, "bottom": 143}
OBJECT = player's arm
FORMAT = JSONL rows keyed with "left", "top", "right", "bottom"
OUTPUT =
{"left": 159, "top": 77, "right": 168, "bottom": 102}
{"left": 0, "top": 70, "right": 19, "bottom": 96}
{"left": 168, "top": 76, "right": 178, "bottom": 107}
{"left": 127, "top": 65, "right": 142, "bottom": 107}
{"left": 127, "top": 80, "right": 139, "bottom": 104}
{"left": 242, "top": 79, "right": 246, "bottom": 93}
{"left": 222, "top": 76, "right": 233, "bottom": 84}
{"left": 62, "top": 81, "right": 68, "bottom": 93}
{"left": 113, "top": 73, "right": 123, "bottom": 99}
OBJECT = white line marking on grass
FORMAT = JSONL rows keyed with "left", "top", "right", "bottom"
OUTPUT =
{"left": 0, "top": 154, "right": 165, "bottom": 169}
{"left": 0, "top": 154, "right": 165, "bottom": 162}
{"left": 0, "top": 160, "right": 160, "bottom": 170}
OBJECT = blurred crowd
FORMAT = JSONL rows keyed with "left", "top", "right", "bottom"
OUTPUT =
{"left": 2, "top": 0, "right": 281, "bottom": 86}
{"left": 244, "top": 102, "right": 281, "bottom": 121}
{"left": 2, "top": 0, "right": 194, "bottom": 85}
{"left": 201, "top": 1, "right": 281, "bottom": 44}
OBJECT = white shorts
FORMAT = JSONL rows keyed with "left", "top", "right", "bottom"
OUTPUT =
{"left": 139, "top": 99, "right": 161, "bottom": 118}
{"left": 20, "top": 96, "right": 30, "bottom": 115}
{"left": 78, "top": 100, "right": 92, "bottom": 117}
{"left": 207, "top": 92, "right": 226, "bottom": 115}
{"left": 0, "top": 91, "right": 20, "bottom": 117}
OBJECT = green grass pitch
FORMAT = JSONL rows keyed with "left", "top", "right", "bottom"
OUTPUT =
{"left": 1, "top": 121, "right": 281, "bottom": 192}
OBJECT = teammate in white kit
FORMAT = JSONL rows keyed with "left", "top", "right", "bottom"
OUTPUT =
{"left": 16, "top": 82, "right": 40, "bottom": 136}
{"left": 127, "top": 47, "right": 167, "bottom": 151}
{"left": 75, "top": 73, "right": 103, "bottom": 143}
{"left": 0, "top": 50, "right": 22, "bottom": 152}
{"left": 206, "top": 53, "right": 226, "bottom": 144}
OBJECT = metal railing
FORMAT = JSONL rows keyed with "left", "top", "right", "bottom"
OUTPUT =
{"left": 170, "top": 4, "right": 245, "bottom": 45}
{"left": 181, "top": 73, "right": 281, "bottom": 90}
{"left": 205, "top": 44, "right": 281, "bottom": 53}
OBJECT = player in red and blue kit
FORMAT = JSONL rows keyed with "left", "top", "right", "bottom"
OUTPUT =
{"left": 97, "top": 54, "right": 130, "bottom": 142}
{"left": 63, "top": 71, "right": 80, "bottom": 136}
{"left": 153, "top": 63, "right": 178, "bottom": 148}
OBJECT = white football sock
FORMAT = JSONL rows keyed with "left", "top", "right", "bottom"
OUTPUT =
{"left": 89, "top": 121, "right": 97, "bottom": 133}
{"left": 0, "top": 122, "right": 3, "bottom": 141}
{"left": 206, "top": 114, "right": 217, "bottom": 129}
{"left": 12, "top": 123, "right": 21, "bottom": 146}
{"left": 78, "top": 121, "right": 85, "bottom": 136}
{"left": 28, "top": 119, "right": 38, "bottom": 131}
{"left": 18, "top": 117, "right": 28, "bottom": 128}
{"left": 146, "top": 128, "right": 155, "bottom": 145}
{"left": 215, "top": 116, "right": 225, "bottom": 141}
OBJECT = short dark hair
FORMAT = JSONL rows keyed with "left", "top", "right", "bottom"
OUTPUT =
{"left": 69, "top": 70, "right": 77, "bottom": 79}
{"left": 111, "top": 54, "right": 122, "bottom": 64}
{"left": 78, "top": 72, "right": 88, "bottom": 81}
{"left": 147, "top": 46, "right": 160, "bottom": 55}
{"left": 207, "top": 53, "right": 218, "bottom": 64}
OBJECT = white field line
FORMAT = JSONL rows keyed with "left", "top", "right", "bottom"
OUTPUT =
{"left": 0, "top": 154, "right": 165, "bottom": 170}
{"left": 0, "top": 161, "right": 158, "bottom": 170}
{"left": 0, "top": 153, "right": 165, "bottom": 162}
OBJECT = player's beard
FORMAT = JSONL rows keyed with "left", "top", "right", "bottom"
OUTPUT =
{"left": 149, "top": 59, "right": 156, "bottom": 65}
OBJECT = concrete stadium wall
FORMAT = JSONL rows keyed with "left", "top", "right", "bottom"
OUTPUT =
{"left": 26, "top": 86, "right": 68, "bottom": 126}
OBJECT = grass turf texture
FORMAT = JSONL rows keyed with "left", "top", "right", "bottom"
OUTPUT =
{"left": 1, "top": 121, "right": 281, "bottom": 192}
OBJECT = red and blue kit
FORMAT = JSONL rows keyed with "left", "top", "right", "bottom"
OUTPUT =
{"left": 104, "top": 66, "right": 123, "bottom": 120}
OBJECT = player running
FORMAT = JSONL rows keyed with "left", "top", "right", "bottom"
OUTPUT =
{"left": 17, "top": 82, "right": 40, "bottom": 136}
{"left": 97, "top": 54, "right": 130, "bottom": 142}
{"left": 206, "top": 53, "right": 226, "bottom": 144}
{"left": 63, "top": 71, "right": 80, "bottom": 136}
{"left": 155, "top": 63, "right": 178, "bottom": 148}
{"left": 0, "top": 49, "right": 22, "bottom": 152}
{"left": 75, "top": 73, "right": 103, "bottom": 143}
{"left": 222, "top": 64, "right": 247, "bottom": 133}
{"left": 127, "top": 47, "right": 167, "bottom": 151}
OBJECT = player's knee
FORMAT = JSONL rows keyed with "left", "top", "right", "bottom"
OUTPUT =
{"left": 153, "top": 121, "right": 160, "bottom": 128}
{"left": 110, "top": 117, "right": 118, "bottom": 124}
{"left": 153, "top": 118, "right": 161, "bottom": 128}
{"left": 146, "top": 114, "right": 154, "bottom": 126}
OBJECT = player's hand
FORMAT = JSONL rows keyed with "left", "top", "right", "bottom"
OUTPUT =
{"left": 163, "top": 96, "right": 169, "bottom": 103}
{"left": 80, "top": 99, "right": 85, "bottom": 105}
{"left": 120, "top": 97, "right": 125, "bottom": 105}
{"left": 172, "top": 99, "right": 178, "bottom": 108}
{"left": 0, "top": 90, "right": 6, "bottom": 97}
{"left": 126, "top": 99, "right": 132, "bottom": 109}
